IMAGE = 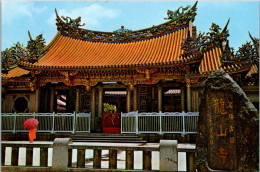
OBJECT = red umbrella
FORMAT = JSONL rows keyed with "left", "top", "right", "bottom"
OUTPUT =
{"left": 24, "top": 118, "right": 39, "bottom": 130}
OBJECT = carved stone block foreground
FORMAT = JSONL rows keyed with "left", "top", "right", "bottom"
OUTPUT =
{"left": 196, "top": 70, "right": 258, "bottom": 171}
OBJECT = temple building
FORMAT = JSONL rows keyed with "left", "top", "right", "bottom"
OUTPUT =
{"left": 1, "top": 2, "right": 258, "bottom": 133}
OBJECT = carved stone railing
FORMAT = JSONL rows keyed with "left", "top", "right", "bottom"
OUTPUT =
{"left": 2, "top": 139, "right": 196, "bottom": 171}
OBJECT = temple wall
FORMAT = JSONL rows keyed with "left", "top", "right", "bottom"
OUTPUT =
{"left": 2, "top": 89, "right": 36, "bottom": 113}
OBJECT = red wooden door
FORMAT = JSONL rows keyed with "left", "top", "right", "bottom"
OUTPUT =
{"left": 102, "top": 112, "right": 121, "bottom": 133}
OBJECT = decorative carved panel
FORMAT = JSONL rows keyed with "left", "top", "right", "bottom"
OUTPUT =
{"left": 137, "top": 85, "right": 154, "bottom": 112}
{"left": 80, "top": 94, "right": 91, "bottom": 112}
{"left": 139, "top": 95, "right": 147, "bottom": 112}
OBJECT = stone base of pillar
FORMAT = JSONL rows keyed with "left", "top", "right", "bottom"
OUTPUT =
{"left": 94, "top": 117, "right": 102, "bottom": 133}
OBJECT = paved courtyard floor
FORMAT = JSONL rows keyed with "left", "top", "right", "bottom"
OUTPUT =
{"left": 3, "top": 141, "right": 187, "bottom": 171}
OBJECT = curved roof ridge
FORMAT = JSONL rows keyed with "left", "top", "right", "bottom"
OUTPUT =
{"left": 55, "top": 1, "right": 197, "bottom": 43}
{"left": 60, "top": 24, "right": 189, "bottom": 44}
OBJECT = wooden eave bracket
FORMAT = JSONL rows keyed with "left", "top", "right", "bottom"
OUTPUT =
{"left": 136, "top": 68, "right": 158, "bottom": 79}
{"left": 59, "top": 71, "right": 78, "bottom": 77}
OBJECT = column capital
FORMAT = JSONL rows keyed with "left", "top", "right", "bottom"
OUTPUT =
{"left": 128, "top": 84, "right": 134, "bottom": 91}
{"left": 186, "top": 79, "right": 191, "bottom": 88}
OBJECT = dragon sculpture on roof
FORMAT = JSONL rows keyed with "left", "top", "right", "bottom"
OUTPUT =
{"left": 165, "top": 1, "right": 198, "bottom": 22}
{"left": 181, "top": 18, "right": 230, "bottom": 58}
{"left": 1, "top": 31, "right": 46, "bottom": 73}
{"left": 221, "top": 32, "right": 259, "bottom": 66}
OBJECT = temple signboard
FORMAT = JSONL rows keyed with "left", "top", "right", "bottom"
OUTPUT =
{"left": 206, "top": 91, "right": 237, "bottom": 170}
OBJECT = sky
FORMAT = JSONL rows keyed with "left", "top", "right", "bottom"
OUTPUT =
{"left": 1, "top": 1, "right": 259, "bottom": 51}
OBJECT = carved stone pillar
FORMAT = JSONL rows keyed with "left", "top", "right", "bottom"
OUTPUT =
{"left": 181, "top": 86, "right": 185, "bottom": 112}
{"left": 193, "top": 91, "right": 199, "bottom": 112}
{"left": 29, "top": 94, "right": 36, "bottom": 113}
{"left": 98, "top": 87, "right": 103, "bottom": 118}
{"left": 75, "top": 89, "right": 79, "bottom": 113}
{"left": 133, "top": 87, "right": 137, "bottom": 111}
{"left": 35, "top": 89, "right": 40, "bottom": 113}
{"left": 158, "top": 86, "right": 162, "bottom": 112}
{"left": 91, "top": 87, "right": 95, "bottom": 131}
{"left": 186, "top": 79, "right": 191, "bottom": 112}
{"left": 50, "top": 88, "right": 55, "bottom": 112}
{"left": 127, "top": 88, "right": 131, "bottom": 113}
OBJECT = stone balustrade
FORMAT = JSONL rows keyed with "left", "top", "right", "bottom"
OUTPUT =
{"left": 2, "top": 138, "right": 196, "bottom": 171}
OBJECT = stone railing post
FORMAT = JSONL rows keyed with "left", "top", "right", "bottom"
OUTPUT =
{"left": 160, "top": 140, "right": 178, "bottom": 171}
{"left": 52, "top": 138, "right": 72, "bottom": 171}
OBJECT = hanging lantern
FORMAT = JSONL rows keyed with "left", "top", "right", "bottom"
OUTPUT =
{"left": 86, "top": 85, "right": 90, "bottom": 92}
{"left": 129, "top": 84, "right": 134, "bottom": 91}
{"left": 148, "top": 78, "right": 152, "bottom": 85}
{"left": 30, "top": 86, "right": 34, "bottom": 92}
{"left": 29, "top": 82, "right": 34, "bottom": 92}
{"left": 69, "top": 77, "right": 73, "bottom": 87}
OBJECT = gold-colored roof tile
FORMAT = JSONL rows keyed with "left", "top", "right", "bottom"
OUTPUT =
{"left": 33, "top": 28, "right": 189, "bottom": 68}
{"left": 2, "top": 67, "right": 30, "bottom": 79}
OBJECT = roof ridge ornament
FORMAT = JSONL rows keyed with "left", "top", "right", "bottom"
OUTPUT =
{"left": 54, "top": 7, "right": 190, "bottom": 43}
{"left": 26, "top": 31, "right": 46, "bottom": 63}
{"left": 221, "top": 32, "right": 259, "bottom": 67}
{"left": 181, "top": 19, "right": 230, "bottom": 59}
{"left": 28, "top": 30, "right": 33, "bottom": 41}
{"left": 61, "top": 16, "right": 85, "bottom": 28}
{"left": 248, "top": 31, "right": 259, "bottom": 48}
{"left": 221, "top": 18, "right": 230, "bottom": 35}
{"left": 55, "top": 8, "right": 85, "bottom": 32}
{"left": 165, "top": 1, "right": 198, "bottom": 22}
{"left": 113, "top": 26, "right": 132, "bottom": 33}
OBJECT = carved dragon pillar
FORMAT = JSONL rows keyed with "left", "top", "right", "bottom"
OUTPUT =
{"left": 75, "top": 89, "right": 79, "bottom": 113}
{"left": 98, "top": 86, "right": 103, "bottom": 118}
{"left": 186, "top": 79, "right": 191, "bottom": 112}
{"left": 133, "top": 86, "right": 137, "bottom": 111}
{"left": 127, "top": 86, "right": 131, "bottom": 113}
{"left": 158, "top": 85, "right": 162, "bottom": 112}
{"left": 91, "top": 87, "right": 96, "bottom": 131}
{"left": 181, "top": 86, "right": 185, "bottom": 112}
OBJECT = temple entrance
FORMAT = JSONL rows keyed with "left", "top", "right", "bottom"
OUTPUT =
{"left": 53, "top": 87, "right": 75, "bottom": 113}
{"left": 162, "top": 88, "right": 182, "bottom": 112}
{"left": 102, "top": 89, "right": 127, "bottom": 133}
{"left": 55, "top": 91, "right": 67, "bottom": 113}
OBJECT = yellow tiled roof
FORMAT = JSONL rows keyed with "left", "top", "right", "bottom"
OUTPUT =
{"left": 2, "top": 67, "right": 30, "bottom": 79}
{"left": 23, "top": 27, "right": 189, "bottom": 68}
{"left": 199, "top": 47, "right": 222, "bottom": 74}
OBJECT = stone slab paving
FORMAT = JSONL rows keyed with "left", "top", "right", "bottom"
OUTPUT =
{"left": 3, "top": 141, "right": 186, "bottom": 171}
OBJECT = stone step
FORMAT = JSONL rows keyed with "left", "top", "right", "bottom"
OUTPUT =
{"left": 70, "top": 135, "right": 146, "bottom": 143}
{"left": 71, "top": 136, "right": 140, "bottom": 139}
{"left": 71, "top": 139, "right": 147, "bottom": 143}
{"left": 72, "top": 137, "right": 143, "bottom": 140}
